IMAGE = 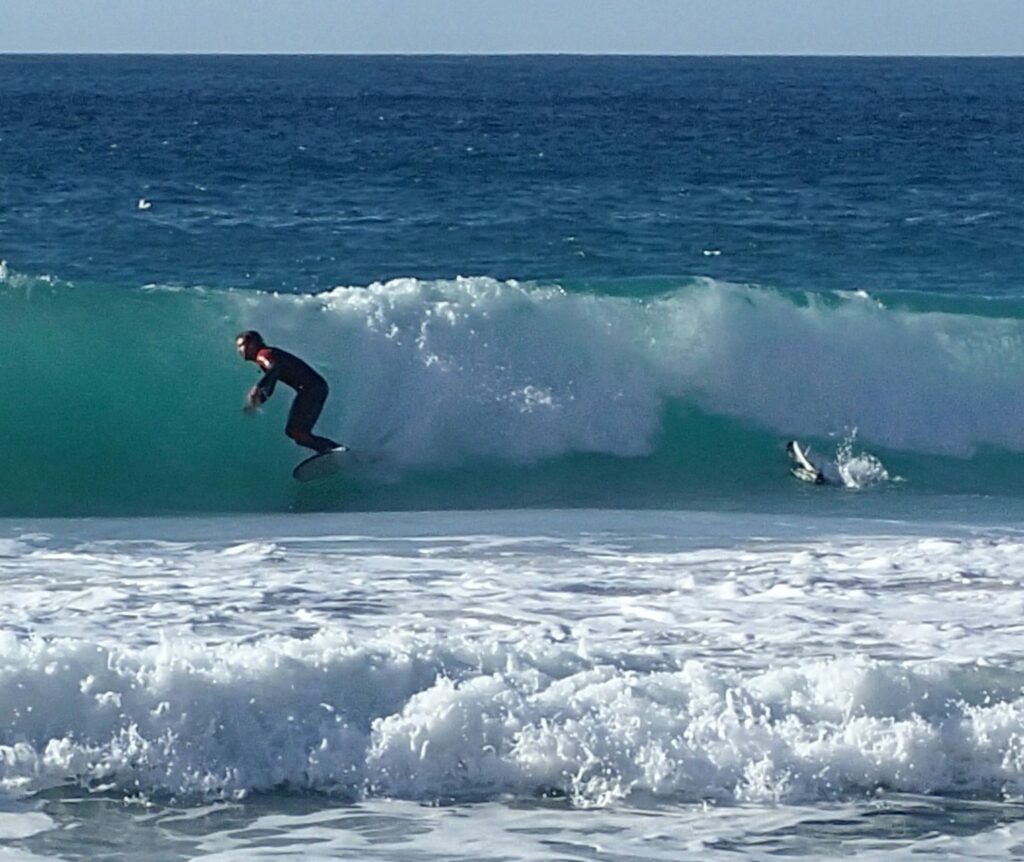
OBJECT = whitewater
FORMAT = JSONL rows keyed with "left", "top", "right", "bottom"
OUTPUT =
{"left": 6, "top": 54, "right": 1024, "bottom": 859}
{"left": 7, "top": 269, "right": 1024, "bottom": 517}
{"left": 7, "top": 271, "right": 1024, "bottom": 860}
{"left": 4, "top": 509, "right": 1024, "bottom": 860}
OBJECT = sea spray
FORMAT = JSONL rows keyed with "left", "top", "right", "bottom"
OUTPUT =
{"left": 835, "top": 429, "right": 895, "bottom": 488}
{"left": 4, "top": 270, "right": 1024, "bottom": 513}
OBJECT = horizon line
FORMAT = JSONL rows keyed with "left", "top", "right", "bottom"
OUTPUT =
{"left": 2, "top": 50, "right": 1023, "bottom": 59}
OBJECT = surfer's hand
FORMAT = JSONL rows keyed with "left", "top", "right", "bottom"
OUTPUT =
{"left": 246, "top": 387, "right": 266, "bottom": 408}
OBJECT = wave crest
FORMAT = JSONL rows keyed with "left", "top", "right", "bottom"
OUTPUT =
{"left": 4, "top": 270, "right": 1024, "bottom": 512}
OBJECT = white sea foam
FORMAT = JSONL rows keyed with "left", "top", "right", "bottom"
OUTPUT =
{"left": 807, "top": 429, "right": 895, "bottom": 488}
{"left": 3, "top": 511, "right": 1024, "bottom": 807}
{"left": 0, "top": 811, "right": 53, "bottom": 839}
{"left": 229, "top": 277, "right": 1024, "bottom": 462}
{"left": 2, "top": 628, "right": 1024, "bottom": 805}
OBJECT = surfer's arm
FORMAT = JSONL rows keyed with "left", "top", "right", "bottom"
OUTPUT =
{"left": 251, "top": 349, "right": 280, "bottom": 402}
{"left": 256, "top": 370, "right": 279, "bottom": 399}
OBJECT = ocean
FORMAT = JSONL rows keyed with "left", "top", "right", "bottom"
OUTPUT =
{"left": 3, "top": 54, "right": 1024, "bottom": 859}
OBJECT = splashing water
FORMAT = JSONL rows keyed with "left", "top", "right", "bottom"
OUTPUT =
{"left": 835, "top": 429, "right": 895, "bottom": 489}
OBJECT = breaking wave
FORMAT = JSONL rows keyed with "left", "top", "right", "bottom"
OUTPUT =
{"left": 4, "top": 267, "right": 1024, "bottom": 514}
{"left": 2, "top": 632, "right": 1024, "bottom": 806}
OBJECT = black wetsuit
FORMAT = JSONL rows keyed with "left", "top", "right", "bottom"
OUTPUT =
{"left": 254, "top": 347, "right": 341, "bottom": 454}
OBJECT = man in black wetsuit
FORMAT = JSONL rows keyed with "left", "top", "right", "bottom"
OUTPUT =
{"left": 236, "top": 330, "right": 342, "bottom": 454}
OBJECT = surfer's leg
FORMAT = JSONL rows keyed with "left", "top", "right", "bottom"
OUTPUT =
{"left": 286, "top": 384, "right": 341, "bottom": 454}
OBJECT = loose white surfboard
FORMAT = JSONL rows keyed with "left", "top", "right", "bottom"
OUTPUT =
{"left": 786, "top": 440, "right": 828, "bottom": 485}
{"left": 292, "top": 447, "right": 352, "bottom": 483}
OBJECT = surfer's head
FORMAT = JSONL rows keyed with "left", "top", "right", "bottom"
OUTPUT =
{"left": 236, "top": 330, "right": 265, "bottom": 360}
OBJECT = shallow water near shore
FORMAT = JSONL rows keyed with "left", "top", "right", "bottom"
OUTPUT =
{"left": 2, "top": 509, "right": 1024, "bottom": 858}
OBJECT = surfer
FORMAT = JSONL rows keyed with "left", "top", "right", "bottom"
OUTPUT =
{"left": 236, "top": 330, "right": 342, "bottom": 454}
{"left": 786, "top": 440, "right": 828, "bottom": 485}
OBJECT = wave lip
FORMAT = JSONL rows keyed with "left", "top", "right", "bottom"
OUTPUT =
{"left": 318, "top": 275, "right": 1024, "bottom": 462}
{"left": 5, "top": 268, "right": 1024, "bottom": 513}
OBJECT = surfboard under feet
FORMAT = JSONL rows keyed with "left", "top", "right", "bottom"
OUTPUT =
{"left": 292, "top": 446, "right": 351, "bottom": 482}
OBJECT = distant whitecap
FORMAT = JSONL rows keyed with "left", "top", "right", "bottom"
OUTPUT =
{"left": 137, "top": 198, "right": 152, "bottom": 210}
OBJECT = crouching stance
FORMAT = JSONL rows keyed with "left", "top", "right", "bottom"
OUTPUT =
{"left": 236, "top": 330, "right": 342, "bottom": 454}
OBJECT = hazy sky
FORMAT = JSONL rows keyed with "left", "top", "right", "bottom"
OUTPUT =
{"left": 3, "top": 0, "right": 1024, "bottom": 55}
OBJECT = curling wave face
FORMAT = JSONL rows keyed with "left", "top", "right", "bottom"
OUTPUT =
{"left": 4, "top": 270, "right": 1024, "bottom": 514}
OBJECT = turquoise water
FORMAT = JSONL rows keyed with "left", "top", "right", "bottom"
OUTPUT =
{"left": 4, "top": 56, "right": 1024, "bottom": 860}
{"left": 6, "top": 273, "right": 1024, "bottom": 517}
{"left": 4, "top": 56, "right": 1024, "bottom": 516}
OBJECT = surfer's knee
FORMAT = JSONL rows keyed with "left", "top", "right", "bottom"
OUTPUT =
{"left": 286, "top": 425, "right": 312, "bottom": 445}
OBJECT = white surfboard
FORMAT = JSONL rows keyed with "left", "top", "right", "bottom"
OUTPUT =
{"left": 786, "top": 440, "right": 828, "bottom": 485}
{"left": 292, "top": 447, "right": 352, "bottom": 483}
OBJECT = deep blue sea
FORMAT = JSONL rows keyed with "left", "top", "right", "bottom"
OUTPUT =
{"left": 4, "top": 55, "right": 1024, "bottom": 517}
{"left": 4, "top": 56, "right": 1024, "bottom": 860}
